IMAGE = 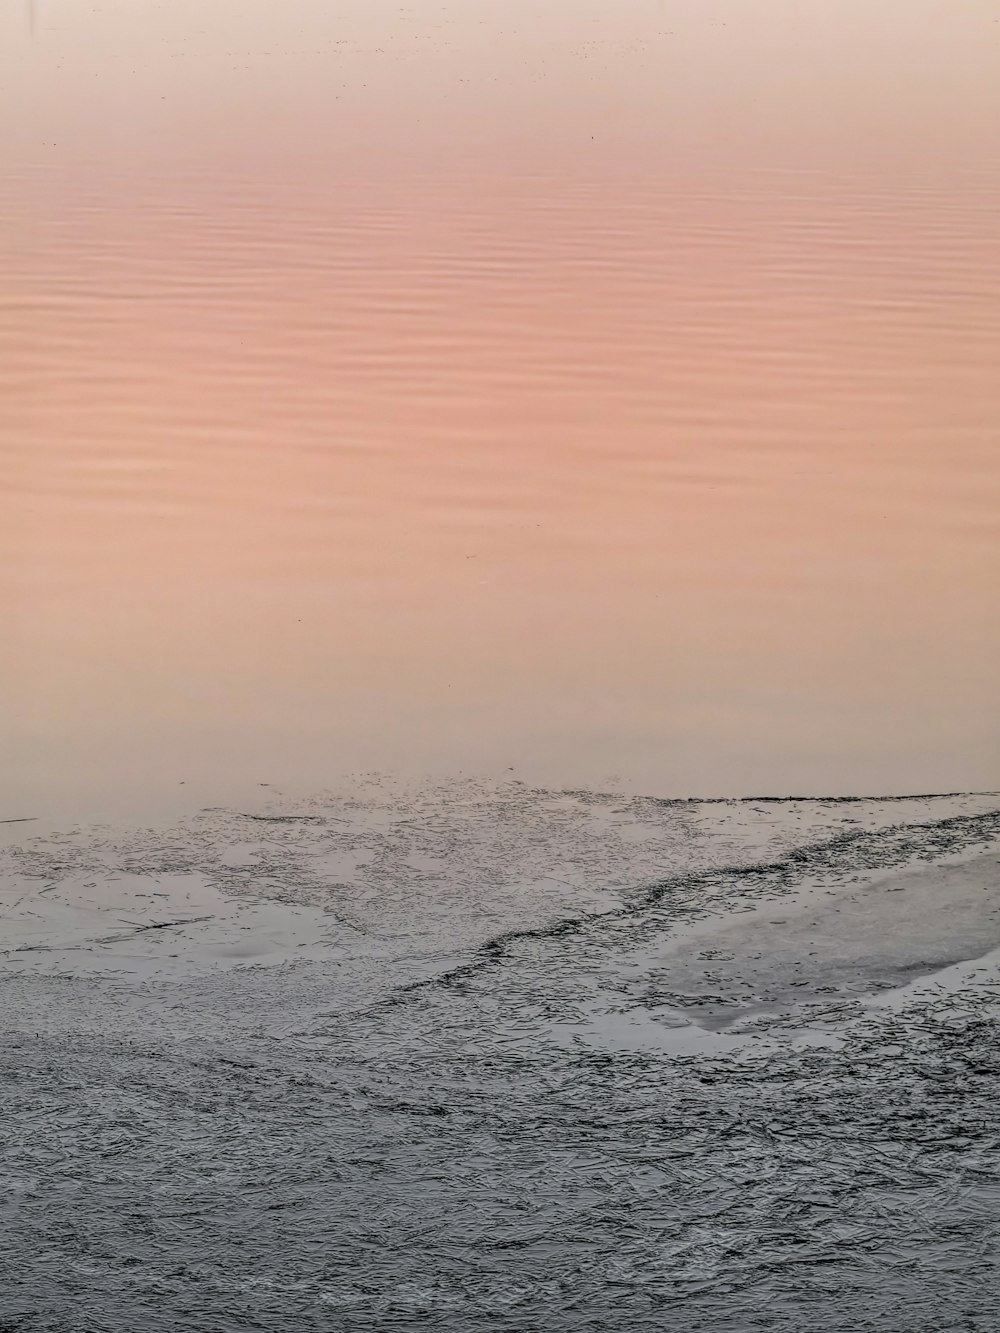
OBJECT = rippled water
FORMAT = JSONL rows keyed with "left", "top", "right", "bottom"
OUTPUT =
{"left": 3, "top": 1, "right": 999, "bottom": 815}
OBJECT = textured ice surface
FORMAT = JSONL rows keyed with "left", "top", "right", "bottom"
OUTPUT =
{"left": 2, "top": 781, "right": 999, "bottom": 1330}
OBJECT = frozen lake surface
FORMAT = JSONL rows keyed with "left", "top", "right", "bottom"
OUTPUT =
{"left": 3, "top": 782, "right": 999, "bottom": 1329}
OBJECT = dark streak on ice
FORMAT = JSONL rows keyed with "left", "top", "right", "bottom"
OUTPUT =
{"left": 240, "top": 813, "right": 331, "bottom": 824}
{"left": 396, "top": 808, "right": 1000, "bottom": 1000}
{"left": 561, "top": 788, "right": 996, "bottom": 805}
{"left": 97, "top": 915, "right": 215, "bottom": 941}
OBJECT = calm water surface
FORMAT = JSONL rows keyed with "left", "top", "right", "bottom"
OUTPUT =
{"left": 2, "top": 0, "right": 999, "bottom": 815}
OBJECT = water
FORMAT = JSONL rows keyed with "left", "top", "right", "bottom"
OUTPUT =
{"left": 3, "top": 1, "right": 999, "bottom": 816}
{"left": 3, "top": 5, "right": 1000, "bottom": 1328}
